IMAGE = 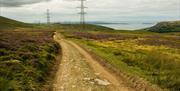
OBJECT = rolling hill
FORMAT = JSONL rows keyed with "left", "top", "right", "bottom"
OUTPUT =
{"left": 149, "top": 21, "right": 180, "bottom": 33}
{"left": 0, "top": 16, "right": 31, "bottom": 30}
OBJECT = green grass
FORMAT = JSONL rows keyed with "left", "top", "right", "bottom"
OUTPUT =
{"left": 65, "top": 31, "right": 180, "bottom": 91}
{"left": 58, "top": 24, "right": 114, "bottom": 31}
{"left": 149, "top": 21, "right": 180, "bottom": 33}
{"left": 0, "top": 16, "right": 32, "bottom": 30}
{"left": 1, "top": 16, "right": 179, "bottom": 91}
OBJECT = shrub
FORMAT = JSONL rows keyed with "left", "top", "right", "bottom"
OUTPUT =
{"left": 0, "top": 30, "right": 60, "bottom": 90}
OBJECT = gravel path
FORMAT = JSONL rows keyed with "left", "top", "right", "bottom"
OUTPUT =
{"left": 53, "top": 33, "right": 134, "bottom": 91}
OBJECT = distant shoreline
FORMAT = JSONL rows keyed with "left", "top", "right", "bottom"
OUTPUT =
{"left": 60, "top": 22, "right": 155, "bottom": 25}
{"left": 95, "top": 23, "right": 156, "bottom": 30}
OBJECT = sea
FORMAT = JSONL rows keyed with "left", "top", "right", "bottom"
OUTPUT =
{"left": 96, "top": 23, "right": 156, "bottom": 30}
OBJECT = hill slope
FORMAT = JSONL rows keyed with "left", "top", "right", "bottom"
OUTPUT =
{"left": 0, "top": 16, "right": 31, "bottom": 30}
{"left": 149, "top": 21, "right": 180, "bottom": 32}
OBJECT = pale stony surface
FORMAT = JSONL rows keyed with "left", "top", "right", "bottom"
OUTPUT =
{"left": 53, "top": 33, "right": 135, "bottom": 91}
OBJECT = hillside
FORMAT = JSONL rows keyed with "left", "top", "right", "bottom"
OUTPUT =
{"left": 0, "top": 16, "right": 62, "bottom": 90}
{"left": 58, "top": 24, "right": 114, "bottom": 31}
{"left": 0, "top": 15, "right": 179, "bottom": 91}
{"left": 0, "top": 16, "right": 31, "bottom": 30}
{"left": 0, "top": 29, "right": 60, "bottom": 90}
{"left": 63, "top": 30, "right": 180, "bottom": 91}
{"left": 149, "top": 21, "right": 180, "bottom": 32}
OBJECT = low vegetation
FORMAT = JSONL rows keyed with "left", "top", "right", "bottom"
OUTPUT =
{"left": 0, "top": 16, "right": 32, "bottom": 30}
{"left": 56, "top": 24, "right": 114, "bottom": 32}
{"left": 64, "top": 30, "right": 180, "bottom": 91}
{"left": 149, "top": 21, "right": 180, "bottom": 33}
{"left": 0, "top": 30, "right": 60, "bottom": 90}
{"left": 1, "top": 16, "right": 179, "bottom": 91}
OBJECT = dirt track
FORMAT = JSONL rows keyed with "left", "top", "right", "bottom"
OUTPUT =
{"left": 52, "top": 33, "right": 135, "bottom": 91}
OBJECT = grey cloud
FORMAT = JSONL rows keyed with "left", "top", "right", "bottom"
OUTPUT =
{"left": 0, "top": 0, "right": 51, "bottom": 7}
{"left": 2, "top": 0, "right": 179, "bottom": 23}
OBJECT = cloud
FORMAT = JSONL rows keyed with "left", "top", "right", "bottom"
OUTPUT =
{"left": 2, "top": 0, "right": 179, "bottom": 23}
{"left": 0, "top": 0, "right": 51, "bottom": 7}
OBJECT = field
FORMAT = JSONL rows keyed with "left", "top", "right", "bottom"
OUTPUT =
{"left": 63, "top": 30, "right": 180, "bottom": 91}
{"left": 0, "top": 16, "right": 180, "bottom": 91}
{"left": 0, "top": 29, "right": 60, "bottom": 90}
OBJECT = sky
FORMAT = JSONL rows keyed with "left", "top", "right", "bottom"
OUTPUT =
{"left": 0, "top": 0, "right": 180, "bottom": 23}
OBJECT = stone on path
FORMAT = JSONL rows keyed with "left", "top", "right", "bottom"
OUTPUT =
{"left": 95, "top": 79, "right": 111, "bottom": 86}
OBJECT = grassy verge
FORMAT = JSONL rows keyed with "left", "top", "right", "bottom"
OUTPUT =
{"left": 0, "top": 29, "right": 60, "bottom": 90}
{"left": 64, "top": 31, "right": 180, "bottom": 91}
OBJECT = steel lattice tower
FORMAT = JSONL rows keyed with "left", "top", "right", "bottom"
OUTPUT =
{"left": 46, "top": 9, "right": 50, "bottom": 24}
{"left": 0, "top": 0, "right": 2, "bottom": 16}
{"left": 78, "top": 0, "right": 87, "bottom": 28}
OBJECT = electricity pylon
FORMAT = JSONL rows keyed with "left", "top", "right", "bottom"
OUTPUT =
{"left": 0, "top": 0, "right": 2, "bottom": 16}
{"left": 46, "top": 9, "right": 50, "bottom": 25}
{"left": 46, "top": 9, "right": 51, "bottom": 30}
{"left": 78, "top": 0, "right": 87, "bottom": 30}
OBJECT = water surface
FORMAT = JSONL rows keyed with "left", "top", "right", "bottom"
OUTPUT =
{"left": 97, "top": 23, "right": 156, "bottom": 30}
